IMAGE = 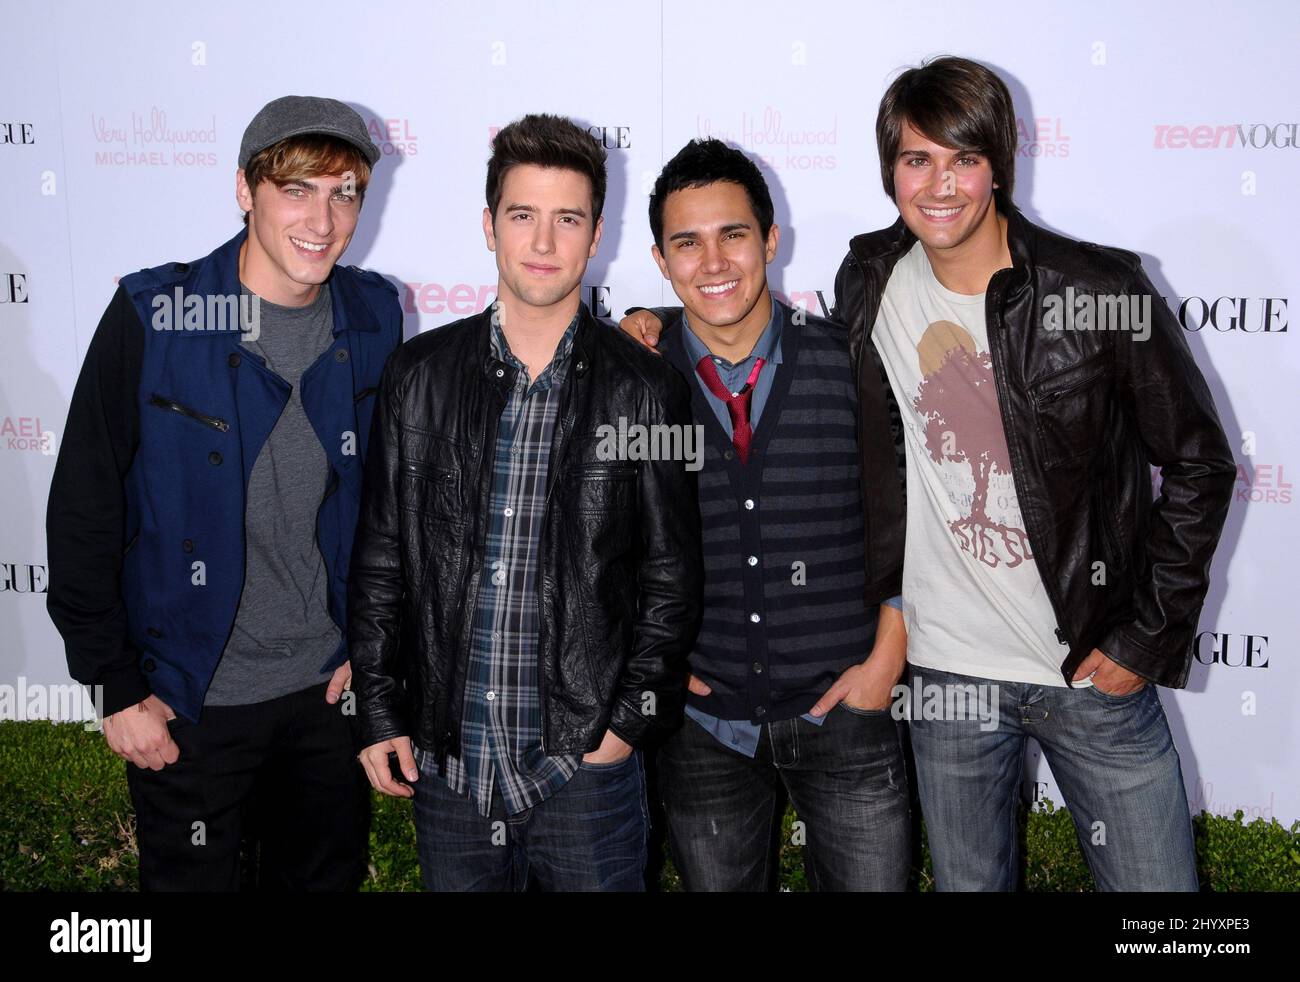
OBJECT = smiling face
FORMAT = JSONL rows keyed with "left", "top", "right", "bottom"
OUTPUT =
{"left": 892, "top": 119, "right": 1002, "bottom": 259}
{"left": 236, "top": 168, "right": 361, "bottom": 305}
{"left": 651, "top": 180, "right": 778, "bottom": 337}
{"left": 482, "top": 163, "right": 602, "bottom": 315}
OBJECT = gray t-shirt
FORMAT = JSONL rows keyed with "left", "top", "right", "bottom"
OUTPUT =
{"left": 203, "top": 284, "right": 342, "bottom": 706}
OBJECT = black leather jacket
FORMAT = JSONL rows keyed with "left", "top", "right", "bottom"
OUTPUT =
{"left": 835, "top": 207, "right": 1235, "bottom": 688}
{"left": 347, "top": 304, "right": 704, "bottom": 761}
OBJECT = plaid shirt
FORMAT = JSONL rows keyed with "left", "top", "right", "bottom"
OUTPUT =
{"left": 430, "top": 310, "right": 582, "bottom": 816}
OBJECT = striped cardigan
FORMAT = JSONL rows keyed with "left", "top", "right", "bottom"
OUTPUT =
{"left": 661, "top": 300, "right": 879, "bottom": 723}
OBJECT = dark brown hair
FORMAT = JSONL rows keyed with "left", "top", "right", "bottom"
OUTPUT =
{"left": 241, "top": 133, "right": 372, "bottom": 226}
{"left": 876, "top": 57, "right": 1017, "bottom": 212}
{"left": 485, "top": 113, "right": 607, "bottom": 223}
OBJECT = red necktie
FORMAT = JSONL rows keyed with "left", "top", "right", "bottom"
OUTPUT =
{"left": 695, "top": 355, "right": 766, "bottom": 464}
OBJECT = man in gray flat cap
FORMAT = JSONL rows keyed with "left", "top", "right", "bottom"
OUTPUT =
{"left": 47, "top": 96, "right": 403, "bottom": 890}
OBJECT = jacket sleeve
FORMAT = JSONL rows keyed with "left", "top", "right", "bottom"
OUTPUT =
{"left": 1096, "top": 264, "right": 1236, "bottom": 686}
{"left": 347, "top": 350, "right": 411, "bottom": 747}
{"left": 832, "top": 250, "right": 866, "bottom": 364}
{"left": 46, "top": 286, "right": 151, "bottom": 718}
{"left": 624, "top": 305, "right": 679, "bottom": 327}
{"left": 607, "top": 370, "right": 704, "bottom": 747}
{"left": 833, "top": 248, "right": 907, "bottom": 602}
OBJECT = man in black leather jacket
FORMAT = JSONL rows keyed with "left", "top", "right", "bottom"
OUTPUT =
{"left": 838, "top": 59, "right": 1233, "bottom": 893}
{"left": 348, "top": 114, "right": 703, "bottom": 891}
{"left": 624, "top": 58, "right": 1234, "bottom": 892}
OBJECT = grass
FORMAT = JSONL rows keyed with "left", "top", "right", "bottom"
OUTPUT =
{"left": 3, "top": 721, "right": 1296, "bottom": 892}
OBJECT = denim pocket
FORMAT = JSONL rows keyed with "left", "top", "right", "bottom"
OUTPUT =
{"left": 837, "top": 701, "right": 890, "bottom": 718}
{"left": 1085, "top": 681, "right": 1149, "bottom": 703}
{"left": 579, "top": 751, "right": 637, "bottom": 771}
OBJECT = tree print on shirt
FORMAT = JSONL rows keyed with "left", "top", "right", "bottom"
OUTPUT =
{"left": 912, "top": 320, "right": 1033, "bottom": 569}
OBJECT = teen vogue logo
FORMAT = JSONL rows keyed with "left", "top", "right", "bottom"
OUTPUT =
{"left": 1, "top": 562, "right": 48, "bottom": 593}
{"left": 1193, "top": 631, "right": 1270, "bottom": 668}
{"left": 1, "top": 121, "right": 35, "bottom": 145}
{"left": 1153, "top": 122, "right": 1299, "bottom": 149}
{"left": 1, "top": 272, "right": 28, "bottom": 304}
{"left": 403, "top": 283, "right": 616, "bottom": 319}
{"left": 773, "top": 288, "right": 832, "bottom": 319}
{"left": 1165, "top": 296, "right": 1287, "bottom": 334}
{"left": 485, "top": 125, "right": 631, "bottom": 150}
{"left": 403, "top": 281, "right": 496, "bottom": 316}
{"left": 588, "top": 125, "right": 630, "bottom": 149}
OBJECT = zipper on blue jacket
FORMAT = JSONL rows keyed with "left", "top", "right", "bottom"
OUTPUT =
{"left": 148, "top": 393, "right": 229, "bottom": 432}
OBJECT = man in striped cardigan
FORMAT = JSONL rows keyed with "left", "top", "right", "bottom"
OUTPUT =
{"left": 643, "top": 139, "right": 910, "bottom": 891}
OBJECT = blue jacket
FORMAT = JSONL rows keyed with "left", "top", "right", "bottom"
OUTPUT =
{"left": 47, "top": 229, "right": 403, "bottom": 721}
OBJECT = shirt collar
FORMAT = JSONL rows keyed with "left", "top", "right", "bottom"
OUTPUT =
{"left": 489, "top": 304, "right": 581, "bottom": 389}
{"left": 682, "top": 293, "right": 784, "bottom": 370}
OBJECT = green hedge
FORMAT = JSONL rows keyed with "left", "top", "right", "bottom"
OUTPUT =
{"left": 3, "top": 721, "right": 1296, "bottom": 891}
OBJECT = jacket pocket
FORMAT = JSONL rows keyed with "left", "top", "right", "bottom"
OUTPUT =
{"left": 1028, "top": 355, "right": 1108, "bottom": 469}
{"left": 399, "top": 459, "right": 461, "bottom": 521}
{"left": 148, "top": 393, "right": 229, "bottom": 432}
{"left": 564, "top": 463, "right": 637, "bottom": 513}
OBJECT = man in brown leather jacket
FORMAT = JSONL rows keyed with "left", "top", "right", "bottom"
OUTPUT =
{"left": 624, "top": 57, "right": 1234, "bottom": 892}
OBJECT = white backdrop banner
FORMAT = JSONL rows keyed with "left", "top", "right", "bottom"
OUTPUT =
{"left": 2, "top": 0, "right": 1295, "bottom": 824}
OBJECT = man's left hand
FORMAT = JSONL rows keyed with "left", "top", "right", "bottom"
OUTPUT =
{"left": 583, "top": 728, "right": 634, "bottom": 765}
{"left": 809, "top": 656, "right": 901, "bottom": 718}
{"left": 1073, "top": 648, "right": 1146, "bottom": 696}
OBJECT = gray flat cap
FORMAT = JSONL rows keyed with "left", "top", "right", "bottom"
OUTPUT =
{"left": 239, "top": 95, "right": 381, "bottom": 169}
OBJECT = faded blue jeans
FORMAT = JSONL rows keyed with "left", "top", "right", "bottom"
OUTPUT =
{"left": 908, "top": 666, "right": 1198, "bottom": 891}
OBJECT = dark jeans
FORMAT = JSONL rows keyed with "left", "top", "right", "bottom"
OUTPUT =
{"left": 126, "top": 681, "right": 368, "bottom": 891}
{"left": 909, "top": 666, "right": 1198, "bottom": 892}
{"left": 657, "top": 704, "right": 911, "bottom": 891}
{"left": 411, "top": 750, "right": 649, "bottom": 891}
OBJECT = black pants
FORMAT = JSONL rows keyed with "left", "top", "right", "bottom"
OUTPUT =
{"left": 126, "top": 682, "right": 368, "bottom": 891}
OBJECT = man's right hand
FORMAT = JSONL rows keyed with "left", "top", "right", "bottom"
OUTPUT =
{"left": 618, "top": 310, "right": 664, "bottom": 354}
{"left": 358, "top": 736, "right": 418, "bottom": 798}
{"left": 688, "top": 674, "right": 712, "bottom": 696}
{"left": 103, "top": 694, "right": 179, "bottom": 771}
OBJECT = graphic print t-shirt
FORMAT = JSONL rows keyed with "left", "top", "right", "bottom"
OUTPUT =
{"left": 872, "top": 240, "right": 1072, "bottom": 687}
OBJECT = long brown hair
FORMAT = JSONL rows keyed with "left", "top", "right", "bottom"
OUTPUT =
{"left": 877, "top": 57, "right": 1018, "bottom": 212}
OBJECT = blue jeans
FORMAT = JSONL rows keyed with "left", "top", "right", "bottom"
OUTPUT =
{"left": 411, "top": 749, "right": 648, "bottom": 891}
{"left": 657, "top": 704, "right": 911, "bottom": 891}
{"left": 908, "top": 666, "right": 1198, "bottom": 891}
